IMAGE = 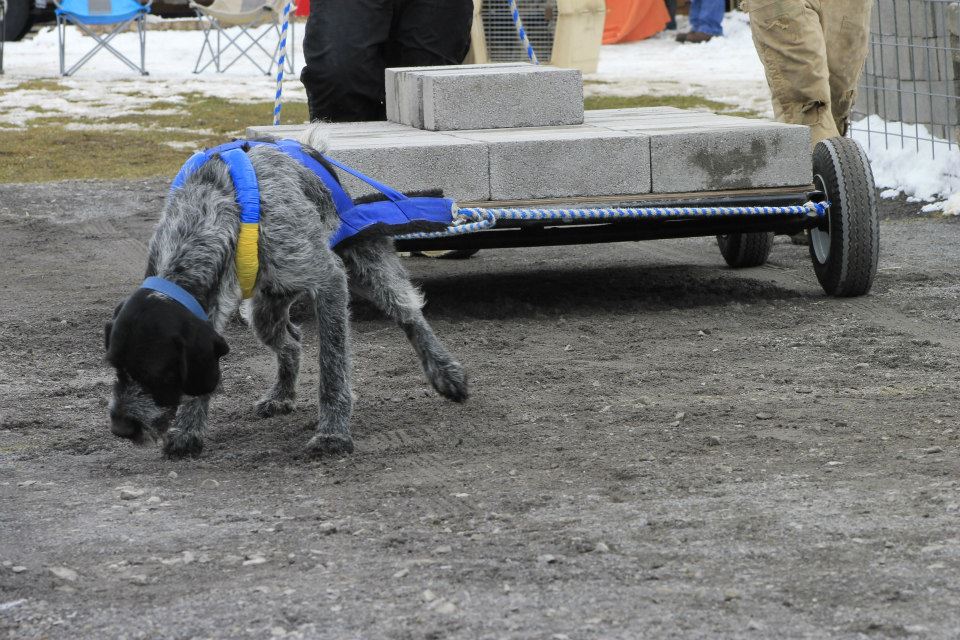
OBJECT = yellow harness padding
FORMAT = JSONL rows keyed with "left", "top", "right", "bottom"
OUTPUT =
{"left": 236, "top": 222, "right": 260, "bottom": 299}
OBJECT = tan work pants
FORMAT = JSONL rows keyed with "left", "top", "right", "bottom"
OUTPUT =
{"left": 746, "top": 0, "right": 872, "bottom": 145}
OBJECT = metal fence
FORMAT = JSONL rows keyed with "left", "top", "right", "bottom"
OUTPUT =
{"left": 480, "top": 0, "right": 558, "bottom": 64}
{"left": 851, "top": 0, "right": 960, "bottom": 158}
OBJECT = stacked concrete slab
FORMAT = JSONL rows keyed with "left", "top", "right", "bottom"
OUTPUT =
{"left": 856, "top": 0, "right": 960, "bottom": 139}
{"left": 249, "top": 64, "right": 811, "bottom": 201}
{"left": 386, "top": 63, "right": 584, "bottom": 131}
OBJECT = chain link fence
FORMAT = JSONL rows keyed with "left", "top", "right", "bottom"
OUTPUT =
{"left": 851, "top": 0, "right": 960, "bottom": 158}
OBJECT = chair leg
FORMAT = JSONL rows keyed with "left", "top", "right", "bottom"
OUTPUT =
{"left": 138, "top": 15, "right": 148, "bottom": 75}
{"left": 218, "top": 25, "right": 275, "bottom": 74}
{"left": 193, "top": 15, "right": 219, "bottom": 73}
{"left": 58, "top": 16, "right": 66, "bottom": 76}
{"left": 64, "top": 19, "right": 145, "bottom": 76}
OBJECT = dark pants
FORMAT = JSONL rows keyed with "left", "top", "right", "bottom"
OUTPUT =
{"left": 301, "top": 0, "right": 474, "bottom": 122}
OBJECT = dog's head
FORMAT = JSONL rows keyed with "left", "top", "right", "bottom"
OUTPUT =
{"left": 104, "top": 289, "right": 229, "bottom": 443}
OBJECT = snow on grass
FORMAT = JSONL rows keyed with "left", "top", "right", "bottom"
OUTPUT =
{"left": 590, "top": 11, "right": 773, "bottom": 118}
{"left": 0, "top": 21, "right": 308, "bottom": 128}
{"left": 850, "top": 116, "right": 960, "bottom": 214}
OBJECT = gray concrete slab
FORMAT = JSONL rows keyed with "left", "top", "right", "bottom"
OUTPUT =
{"left": 385, "top": 63, "right": 533, "bottom": 128}
{"left": 246, "top": 108, "right": 809, "bottom": 202}
{"left": 324, "top": 129, "right": 490, "bottom": 201}
{"left": 447, "top": 125, "right": 651, "bottom": 199}
{"left": 419, "top": 66, "right": 584, "bottom": 130}
{"left": 585, "top": 109, "right": 811, "bottom": 192}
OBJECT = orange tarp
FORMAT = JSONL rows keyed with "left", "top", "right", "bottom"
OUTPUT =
{"left": 603, "top": 0, "right": 671, "bottom": 44}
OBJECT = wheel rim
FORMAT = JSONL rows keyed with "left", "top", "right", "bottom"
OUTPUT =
{"left": 811, "top": 173, "right": 832, "bottom": 264}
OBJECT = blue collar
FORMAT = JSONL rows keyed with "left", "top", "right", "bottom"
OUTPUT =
{"left": 140, "top": 276, "right": 209, "bottom": 321}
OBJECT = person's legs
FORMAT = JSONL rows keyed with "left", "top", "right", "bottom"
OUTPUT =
{"left": 388, "top": 0, "right": 473, "bottom": 67}
{"left": 748, "top": 0, "right": 837, "bottom": 144}
{"left": 693, "top": 0, "right": 725, "bottom": 36}
{"left": 300, "top": 0, "right": 393, "bottom": 122}
{"left": 688, "top": 0, "right": 703, "bottom": 31}
{"left": 821, "top": 0, "right": 872, "bottom": 136}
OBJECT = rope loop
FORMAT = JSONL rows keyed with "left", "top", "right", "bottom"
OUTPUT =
{"left": 395, "top": 200, "right": 828, "bottom": 240}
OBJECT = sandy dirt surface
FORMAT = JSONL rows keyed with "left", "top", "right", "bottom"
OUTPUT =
{"left": 2, "top": 178, "right": 960, "bottom": 639}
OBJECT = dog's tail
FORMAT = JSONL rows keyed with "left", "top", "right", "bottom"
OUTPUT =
{"left": 297, "top": 123, "right": 330, "bottom": 155}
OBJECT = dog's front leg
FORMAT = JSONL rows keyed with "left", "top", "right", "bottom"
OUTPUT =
{"left": 306, "top": 268, "right": 354, "bottom": 455}
{"left": 163, "top": 397, "right": 209, "bottom": 459}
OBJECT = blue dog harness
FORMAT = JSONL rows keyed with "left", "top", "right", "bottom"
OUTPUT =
{"left": 170, "top": 139, "right": 456, "bottom": 249}
{"left": 143, "top": 139, "right": 456, "bottom": 312}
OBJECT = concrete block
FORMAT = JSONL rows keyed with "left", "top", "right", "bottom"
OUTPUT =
{"left": 645, "top": 126, "right": 811, "bottom": 193}
{"left": 586, "top": 108, "right": 810, "bottom": 192}
{"left": 419, "top": 66, "right": 584, "bottom": 130}
{"left": 447, "top": 125, "right": 650, "bottom": 199}
{"left": 386, "top": 63, "right": 533, "bottom": 127}
{"left": 324, "top": 128, "right": 490, "bottom": 201}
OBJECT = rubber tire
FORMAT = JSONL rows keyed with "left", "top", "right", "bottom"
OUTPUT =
{"left": 716, "top": 232, "right": 775, "bottom": 268}
{"left": 809, "top": 137, "right": 879, "bottom": 297}
{"left": 3, "top": 0, "right": 33, "bottom": 42}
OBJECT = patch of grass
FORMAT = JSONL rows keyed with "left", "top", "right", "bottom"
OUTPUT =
{"left": 12, "top": 79, "right": 64, "bottom": 92}
{"left": 584, "top": 93, "right": 734, "bottom": 112}
{"left": 721, "top": 110, "right": 764, "bottom": 119}
{"left": 0, "top": 127, "right": 220, "bottom": 182}
{"left": 583, "top": 93, "right": 763, "bottom": 118}
{"left": 0, "top": 94, "right": 310, "bottom": 182}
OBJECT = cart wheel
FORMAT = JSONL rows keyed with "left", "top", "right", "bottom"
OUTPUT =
{"left": 809, "top": 137, "right": 879, "bottom": 297}
{"left": 414, "top": 249, "right": 479, "bottom": 260}
{"left": 716, "top": 232, "right": 774, "bottom": 268}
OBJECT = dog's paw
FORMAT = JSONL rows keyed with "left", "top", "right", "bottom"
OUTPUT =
{"left": 162, "top": 429, "right": 204, "bottom": 459}
{"left": 255, "top": 396, "right": 296, "bottom": 418}
{"left": 305, "top": 433, "right": 354, "bottom": 456}
{"left": 428, "top": 360, "right": 469, "bottom": 403}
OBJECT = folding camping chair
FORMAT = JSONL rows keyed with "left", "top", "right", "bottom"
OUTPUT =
{"left": 55, "top": 0, "right": 150, "bottom": 76}
{"left": 190, "top": 0, "right": 294, "bottom": 75}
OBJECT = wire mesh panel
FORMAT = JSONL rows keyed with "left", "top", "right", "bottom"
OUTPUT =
{"left": 851, "top": 0, "right": 960, "bottom": 158}
{"left": 481, "top": 0, "right": 558, "bottom": 64}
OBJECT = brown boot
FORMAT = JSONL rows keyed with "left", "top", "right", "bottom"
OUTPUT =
{"left": 684, "top": 31, "right": 715, "bottom": 43}
{"left": 675, "top": 32, "right": 689, "bottom": 42}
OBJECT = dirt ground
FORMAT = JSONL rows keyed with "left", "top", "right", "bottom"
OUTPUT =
{"left": 2, "top": 178, "right": 960, "bottom": 640}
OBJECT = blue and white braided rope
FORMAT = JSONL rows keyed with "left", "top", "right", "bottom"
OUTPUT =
{"left": 396, "top": 201, "right": 828, "bottom": 240}
{"left": 272, "top": 0, "right": 293, "bottom": 126}
{"left": 507, "top": 0, "right": 539, "bottom": 64}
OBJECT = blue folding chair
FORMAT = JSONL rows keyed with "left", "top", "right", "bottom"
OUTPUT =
{"left": 55, "top": 0, "right": 151, "bottom": 76}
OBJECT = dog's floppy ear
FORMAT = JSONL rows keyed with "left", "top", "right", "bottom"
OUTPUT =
{"left": 180, "top": 324, "right": 230, "bottom": 397}
{"left": 104, "top": 301, "right": 125, "bottom": 351}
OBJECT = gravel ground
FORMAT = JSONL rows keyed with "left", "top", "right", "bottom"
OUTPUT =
{"left": 2, "top": 178, "right": 960, "bottom": 639}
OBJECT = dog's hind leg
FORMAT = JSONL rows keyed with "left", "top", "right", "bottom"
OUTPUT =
{"left": 306, "top": 267, "right": 354, "bottom": 455}
{"left": 251, "top": 290, "right": 302, "bottom": 418}
{"left": 340, "top": 239, "right": 468, "bottom": 403}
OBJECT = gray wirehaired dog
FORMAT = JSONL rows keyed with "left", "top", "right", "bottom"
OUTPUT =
{"left": 105, "top": 128, "right": 468, "bottom": 458}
